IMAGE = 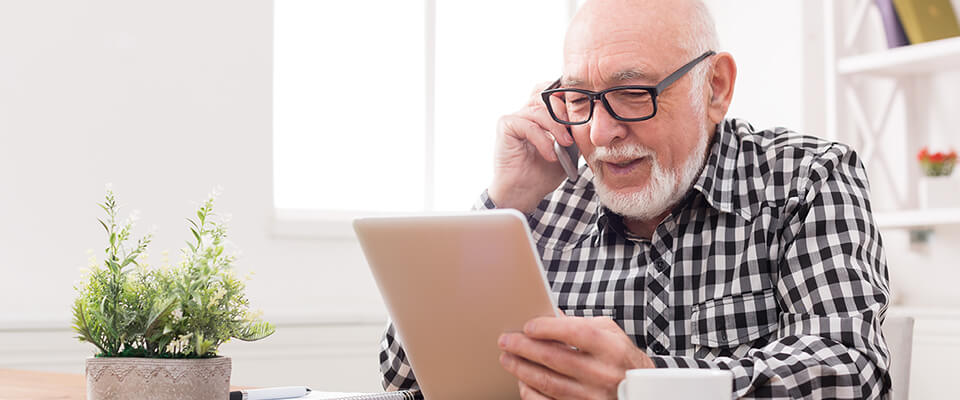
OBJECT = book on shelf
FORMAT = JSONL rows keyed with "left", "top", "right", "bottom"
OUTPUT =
{"left": 892, "top": 0, "right": 960, "bottom": 44}
{"left": 875, "top": 0, "right": 911, "bottom": 48}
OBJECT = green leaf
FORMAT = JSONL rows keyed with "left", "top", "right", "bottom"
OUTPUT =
{"left": 233, "top": 321, "right": 276, "bottom": 342}
{"left": 194, "top": 332, "right": 215, "bottom": 356}
{"left": 143, "top": 297, "right": 177, "bottom": 338}
{"left": 72, "top": 301, "right": 108, "bottom": 354}
{"left": 106, "top": 259, "right": 119, "bottom": 275}
{"left": 98, "top": 218, "right": 110, "bottom": 233}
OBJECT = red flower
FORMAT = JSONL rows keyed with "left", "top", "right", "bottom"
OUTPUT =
{"left": 918, "top": 147, "right": 956, "bottom": 176}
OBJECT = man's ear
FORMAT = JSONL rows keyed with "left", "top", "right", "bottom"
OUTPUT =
{"left": 706, "top": 52, "right": 737, "bottom": 124}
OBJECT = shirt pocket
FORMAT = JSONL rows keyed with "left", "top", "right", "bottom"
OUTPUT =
{"left": 689, "top": 290, "right": 779, "bottom": 352}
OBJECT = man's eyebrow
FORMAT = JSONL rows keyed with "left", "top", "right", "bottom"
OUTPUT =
{"left": 561, "top": 77, "right": 583, "bottom": 87}
{"left": 611, "top": 68, "right": 655, "bottom": 83}
{"left": 561, "top": 68, "right": 655, "bottom": 87}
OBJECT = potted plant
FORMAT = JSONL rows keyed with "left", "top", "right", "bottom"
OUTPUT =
{"left": 916, "top": 147, "right": 958, "bottom": 209}
{"left": 917, "top": 147, "right": 957, "bottom": 177}
{"left": 73, "top": 188, "right": 275, "bottom": 400}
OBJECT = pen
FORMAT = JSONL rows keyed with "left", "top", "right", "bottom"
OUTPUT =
{"left": 229, "top": 386, "right": 312, "bottom": 400}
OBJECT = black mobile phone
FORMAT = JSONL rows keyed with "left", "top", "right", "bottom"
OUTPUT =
{"left": 545, "top": 78, "right": 580, "bottom": 181}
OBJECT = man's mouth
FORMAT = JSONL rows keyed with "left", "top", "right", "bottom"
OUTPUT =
{"left": 602, "top": 157, "right": 646, "bottom": 175}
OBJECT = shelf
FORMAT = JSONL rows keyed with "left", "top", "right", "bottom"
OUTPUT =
{"left": 837, "top": 36, "right": 960, "bottom": 77}
{"left": 888, "top": 306, "right": 960, "bottom": 320}
{"left": 874, "top": 208, "right": 960, "bottom": 229}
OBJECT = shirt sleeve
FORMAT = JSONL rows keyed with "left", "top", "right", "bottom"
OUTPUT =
{"left": 473, "top": 189, "right": 499, "bottom": 211}
{"left": 377, "top": 190, "right": 499, "bottom": 393}
{"left": 649, "top": 146, "right": 891, "bottom": 399}
{"left": 378, "top": 319, "right": 421, "bottom": 393}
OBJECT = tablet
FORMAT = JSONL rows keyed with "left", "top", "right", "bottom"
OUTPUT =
{"left": 353, "top": 210, "right": 560, "bottom": 400}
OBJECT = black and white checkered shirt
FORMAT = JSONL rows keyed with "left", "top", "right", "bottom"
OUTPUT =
{"left": 380, "top": 118, "right": 891, "bottom": 399}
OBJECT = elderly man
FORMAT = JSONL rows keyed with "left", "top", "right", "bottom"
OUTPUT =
{"left": 380, "top": 0, "right": 891, "bottom": 399}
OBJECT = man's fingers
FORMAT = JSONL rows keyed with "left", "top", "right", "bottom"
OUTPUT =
{"left": 524, "top": 105, "right": 574, "bottom": 147}
{"left": 499, "top": 352, "right": 587, "bottom": 399}
{"left": 500, "top": 333, "right": 586, "bottom": 379}
{"left": 517, "top": 381, "right": 551, "bottom": 400}
{"left": 499, "top": 116, "right": 559, "bottom": 162}
{"left": 524, "top": 83, "right": 575, "bottom": 146}
{"left": 545, "top": 93, "right": 575, "bottom": 144}
{"left": 522, "top": 316, "right": 618, "bottom": 356}
{"left": 500, "top": 332, "right": 623, "bottom": 387}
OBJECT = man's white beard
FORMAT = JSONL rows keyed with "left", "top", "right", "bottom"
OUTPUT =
{"left": 590, "top": 124, "right": 711, "bottom": 222}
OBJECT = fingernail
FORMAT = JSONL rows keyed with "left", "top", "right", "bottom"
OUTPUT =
{"left": 498, "top": 334, "right": 509, "bottom": 348}
{"left": 499, "top": 352, "right": 512, "bottom": 367}
{"left": 524, "top": 321, "right": 536, "bottom": 334}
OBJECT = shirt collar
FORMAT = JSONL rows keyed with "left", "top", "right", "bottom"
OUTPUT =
{"left": 691, "top": 119, "right": 759, "bottom": 222}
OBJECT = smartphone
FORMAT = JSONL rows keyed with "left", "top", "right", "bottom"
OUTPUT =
{"left": 545, "top": 77, "right": 581, "bottom": 181}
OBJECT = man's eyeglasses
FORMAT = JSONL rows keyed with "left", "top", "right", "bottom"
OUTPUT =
{"left": 541, "top": 51, "right": 716, "bottom": 125}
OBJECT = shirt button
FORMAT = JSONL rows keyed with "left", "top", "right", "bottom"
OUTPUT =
{"left": 654, "top": 260, "right": 668, "bottom": 273}
{"left": 719, "top": 331, "right": 727, "bottom": 341}
{"left": 650, "top": 343, "right": 667, "bottom": 355}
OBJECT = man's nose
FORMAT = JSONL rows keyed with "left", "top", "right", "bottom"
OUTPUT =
{"left": 589, "top": 101, "right": 628, "bottom": 147}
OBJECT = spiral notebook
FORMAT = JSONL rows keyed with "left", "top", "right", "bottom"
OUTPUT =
{"left": 301, "top": 390, "right": 419, "bottom": 400}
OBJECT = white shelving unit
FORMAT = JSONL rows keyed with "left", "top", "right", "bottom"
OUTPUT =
{"left": 826, "top": 1, "right": 960, "bottom": 234}
{"left": 824, "top": 7, "right": 960, "bottom": 399}
{"left": 837, "top": 36, "right": 960, "bottom": 76}
{"left": 874, "top": 207, "right": 960, "bottom": 229}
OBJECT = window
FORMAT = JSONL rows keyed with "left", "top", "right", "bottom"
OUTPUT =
{"left": 274, "top": 1, "right": 573, "bottom": 215}
{"left": 273, "top": 1, "right": 426, "bottom": 213}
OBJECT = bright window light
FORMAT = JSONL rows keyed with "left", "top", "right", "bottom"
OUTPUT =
{"left": 274, "top": 1, "right": 569, "bottom": 213}
{"left": 274, "top": 1, "right": 426, "bottom": 212}
{"left": 433, "top": 1, "right": 567, "bottom": 210}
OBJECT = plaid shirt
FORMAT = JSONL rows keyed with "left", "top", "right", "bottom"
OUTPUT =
{"left": 380, "top": 118, "right": 891, "bottom": 399}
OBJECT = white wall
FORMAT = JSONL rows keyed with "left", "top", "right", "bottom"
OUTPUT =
{"left": 0, "top": 0, "right": 384, "bottom": 391}
{"left": 704, "top": 0, "right": 806, "bottom": 133}
{"left": 0, "top": 0, "right": 391, "bottom": 322}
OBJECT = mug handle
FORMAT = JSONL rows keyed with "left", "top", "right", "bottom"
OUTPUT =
{"left": 617, "top": 377, "right": 627, "bottom": 400}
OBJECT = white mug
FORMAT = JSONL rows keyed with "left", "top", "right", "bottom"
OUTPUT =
{"left": 617, "top": 368, "right": 733, "bottom": 400}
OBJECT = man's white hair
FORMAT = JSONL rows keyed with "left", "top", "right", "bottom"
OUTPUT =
{"left": 682, "top": 0, "right": 720, "bottom": 116}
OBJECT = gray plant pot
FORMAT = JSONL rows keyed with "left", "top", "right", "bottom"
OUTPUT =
{"left": 85, "top": 356, "right": 231, "bottom": 400}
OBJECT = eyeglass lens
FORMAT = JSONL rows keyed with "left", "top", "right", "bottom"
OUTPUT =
{"left": 547, "top": 88, "right": 654, "bottom": 123}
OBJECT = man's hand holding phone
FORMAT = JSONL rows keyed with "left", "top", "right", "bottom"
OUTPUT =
{"left": 489, "top": 79, "right": 580, "bottom": 215}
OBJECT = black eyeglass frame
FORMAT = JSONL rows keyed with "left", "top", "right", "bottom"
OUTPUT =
{"left": 541, "top": 50, "right": 716, "bottom": 125}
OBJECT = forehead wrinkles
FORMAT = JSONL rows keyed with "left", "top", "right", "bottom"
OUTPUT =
{"left": 564, "top": 47, "right": 659, "bottom": 87}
